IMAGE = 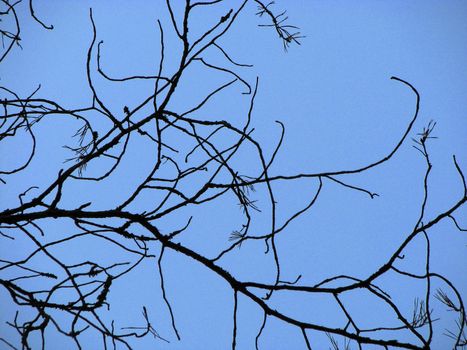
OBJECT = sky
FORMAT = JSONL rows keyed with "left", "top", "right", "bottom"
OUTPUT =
{"left": 1, "top": 1, "right": 466, "bottom": 349}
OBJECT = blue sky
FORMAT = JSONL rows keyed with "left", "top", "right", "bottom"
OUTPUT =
{"left": 1, "top": 1, "right": 466, "bottom": 349}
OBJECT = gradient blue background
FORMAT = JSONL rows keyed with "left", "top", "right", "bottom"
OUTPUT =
{"left": 1, "top": 1, "right": 466, "bottom": 349}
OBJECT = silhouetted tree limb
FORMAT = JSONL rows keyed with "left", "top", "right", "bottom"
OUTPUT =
{"left": 0, "top": 1, "right": 465, "bottom": 349}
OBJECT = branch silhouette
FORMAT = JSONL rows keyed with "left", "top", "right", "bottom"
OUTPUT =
{"left": 0, "top": 1, "right": 465, "bottom": 349}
